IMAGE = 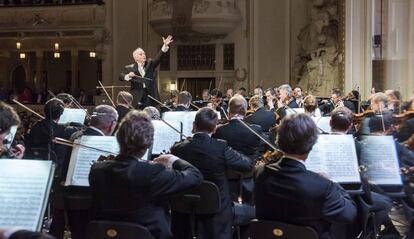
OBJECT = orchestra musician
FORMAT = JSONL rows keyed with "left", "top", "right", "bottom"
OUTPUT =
{"left": 293, "top": 85, "right": 304, "bottom": 108}
{"left": 170, "top": 107, "right": 254, "bottom": 239}
{"left": 275, "top": 84, "right": 299, "bottom": 119}
{"left": 89, "top": 110, "right": 202, "bottom": 239}
{"left": 319, "top": 88, "right": 356, "bottom": 115}
{"left": 264, "top": 87, "right": 277, "bottom": 111}
{"left": 120, "top": 35, "right": 173, "bottom": 108}
{"left": 213, "top": 95, "right": 264, "bottom": 204}
{"left": 115, "top": 91, "right": 133, "bottom": 123}
{"left": 209, "top": 89, "right": 228, "bottom": 120}
{"left": 173, "top": 91, "right": 192, "bottom": 112}
{"left": 255, "top": 113, "right": 358, "bottom": 239}
{"left": 245, "top": 95, "right": 276, "bottom": 133}
{"left": 25, "top": 98, "right": 78, "bottom": 174}
{"left": 303, "top": 95, "right": 322, "bottom": 117}
{"left": 49, "top": 104, "right": 119, "bottom": 239}
{"left": 330, "top": 107, "right": 400, "bottom": 237}
{"left": 0, "top": 101, "right": 25, "bottom": 159}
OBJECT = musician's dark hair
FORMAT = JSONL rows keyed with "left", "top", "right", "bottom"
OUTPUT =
{"left": 210, "top": 89, "right": 223, "bottom": 98}
{"left": 194, "top": 107, "right": 218, "bottom": 133}
{"left": 229, "top": 95, "right": 247, "bottom": 116}
{"left": 368, "top": 110, "right": 394, "bottom": 133}
{"left": 90, "top": 105, "right": 118, "bottom": 130}
{"left": 117, "top": 110, "right": 153, "bottom": 158}
{"left": 277, "top": 114, "right": 318, "bottom": 155}
{"left": 265, "top": 88, "right": 276, "bottom": 96}
{"left": 330, "top": 106, "right": 353, "bottom": 132}
{"left": 331, "top": 88, "right": 343, "bottom": 97}
{"left": 44, "top": 98, "right": 65, "bottom": 120}
{"left": 0, "top": 101, "right": 20, "bottom": 134}
{"left": 178, "top": 91, "right": 192, "bottom": 105}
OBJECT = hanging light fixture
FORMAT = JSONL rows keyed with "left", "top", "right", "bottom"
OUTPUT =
{"left": 54, "top": 43, "right": 59, "bottom": 51}
{"left": 89, "top": 51, "right": 96, "bottom": 58}
{"left": 19, "top": 53, "right": 26, "bottom": 59}
{"left": 16, "top": 42, "right": 21, "bottom": 50}
{"left": 54, "top": 52, "right": 60, "bottom": 58}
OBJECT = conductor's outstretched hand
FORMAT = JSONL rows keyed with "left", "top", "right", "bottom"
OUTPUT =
{"left": 163, "top": 35, "right": 174, "bottom": 47}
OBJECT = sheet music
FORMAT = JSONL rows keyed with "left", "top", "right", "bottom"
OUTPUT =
{"left": 152, "top": 120, "right": 181, "bottom": 154}
{"left": 360, "top": 136, "right": 402, "bottom": 185}
{"left": 312, "top": 116, "right": 332, "bottom": 134}
{"left": 4, "top": 125, "right": 18, "bottom": 148}
{"left": 58, "top": 108, "right": 87, "bottom": 124}
{"left": 286, "top": 108, "right": 305, "bottom": 115}
{"left": 162, "top": 111, "right": 197, "bottom": 137}
{"left": 0, "top": 160, "right": 54, "bottom": 231}
{"left": 65, "top": 136, "right": 119, "bottom": 186}
{"left": 306, "top": 135, "right": 361, "bottom": 183}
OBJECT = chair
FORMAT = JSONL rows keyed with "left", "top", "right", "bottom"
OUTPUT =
{"left": 169, "top": 180, "right": 221, "bottom": 239}
{"left": 86, "top": 220, "right": 154, "bottom": 239}
{"left": 246, "top": 220, "right": 319, "bottom": 239}
{"left": 356, "top": 195, "right": 377, "bottom": 239}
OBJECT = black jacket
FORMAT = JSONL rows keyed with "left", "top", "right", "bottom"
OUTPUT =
{"left": 89, "top": 155, "right": 202, "bottom": 239}
{"left": 255, "top": 158, "right": 357, "bottom": 239}
{"left": 119, "top": 50, "right": 164, "bottom": 107}
{"left": 245, "top": 107, "right": 276, "bottom": 132}
{"left": 170, "top": 133, "right": 254, "bottom": 239}
{"left": 116, "top": 105, "right": 131, "bottom": 123}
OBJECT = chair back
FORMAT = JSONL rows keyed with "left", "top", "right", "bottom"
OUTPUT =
{"left": 86, "top": 220, "right": 154, "bottom": 239}
{"left": 247, "top": 220, "right": 319, "bottom": 239}
{"left": 170, "top": 180, "right": 221, "bottom": 215}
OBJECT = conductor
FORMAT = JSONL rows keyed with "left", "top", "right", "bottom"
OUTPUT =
{"left": 120, "top": 35, "right": 173, "bottom": 108}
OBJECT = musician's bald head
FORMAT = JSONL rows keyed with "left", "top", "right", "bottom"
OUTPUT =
{"left": 228, "top": 95, "right": 247, "bottom": 117}
{"left": 90, "top": 105, "right": 118, "bottom": 136}
{"left": 117, "top": 110, "right": 154, "bottom": 158}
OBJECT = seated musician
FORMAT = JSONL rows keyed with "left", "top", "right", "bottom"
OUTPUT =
{"left": 73, "top": 105, "right": 118, "bottom": 139}
{"left": 330, "top": 107, "right": 400, "bottom": 237}
{"left": 367, "top": 110, "right": 414, "bottom": 167}
{"left": 245, "top": 95, "right": 276, "bottom": 132}
{"left": 143, "top": 106, "right": 161, "bottom": 120}
{"left": 0, "top": 102, "right": 25, "bottom": 159}
{"left": 209, "top": 89, "right": 228, "bottom": 120}
{"left": 293, "top": 85, "right": 304, "bottom": 108}
{"left": 212, "top": 95, "right": 263, "bottom": 204}
{"left": 385, "top": 89, "right": 402, "bottom": 114}
{"left": 89, "top": 110, "right": 202, "bottom": 239}
{"left": 25, "top": 98, "right": 77, "bottom": 175}
{"left": 49, "top": 104, "right": 118, "bottom": 239}
{"left": 319, "top": 88, "right": 356, "bottom": 115}
{"left": 303, "top": 95, "right": 322, "bottom": 117}
{"left": 57, "top": 93, "right": 75, "bottom": 108}
{"left": 173, "top": 91, "right": 192, "bottom": 111}
{"left": 115, "top": 91, "right": 133, "bottom": 123}
{"left": 395, "top": 96, "right": 414, "bottom": 143}
{"left": 264, "top": 87, "right": 277, "bottom": 111}
{"left": 255, "top": 113, "right": 358, "bottom": 239}
{"left": 275, "top": 84, "right": 299, "bottom": 119}
{"left": 170, "top": 107, "right": 254, "bottom": 239}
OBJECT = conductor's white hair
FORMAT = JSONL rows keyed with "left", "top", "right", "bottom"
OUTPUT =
{"left": 133, "top": 48, "right": 145, "bottom": 56}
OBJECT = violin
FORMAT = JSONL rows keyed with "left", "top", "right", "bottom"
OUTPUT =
{"left": 405, "top": 134, "right": 414, "bottom": 151}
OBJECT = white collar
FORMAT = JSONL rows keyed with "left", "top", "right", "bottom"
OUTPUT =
{"left": 89, "top": 126, "right": 105, "bottom": 136}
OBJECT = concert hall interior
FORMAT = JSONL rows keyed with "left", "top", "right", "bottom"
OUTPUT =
{"left": 1, "top": 0, "right": 414, "bottom": 239}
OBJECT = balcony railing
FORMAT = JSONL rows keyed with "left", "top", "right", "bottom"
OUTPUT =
{"left": 0, "top": 0, "right": 104, "bottom": 7}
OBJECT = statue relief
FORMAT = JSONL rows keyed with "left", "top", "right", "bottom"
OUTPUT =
{"left": 293, "top": 0, "right": 342, "bottom": 96}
